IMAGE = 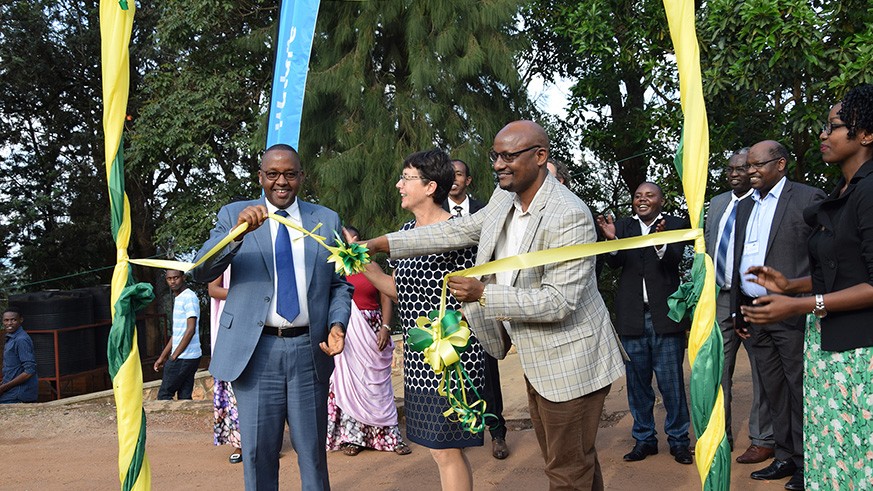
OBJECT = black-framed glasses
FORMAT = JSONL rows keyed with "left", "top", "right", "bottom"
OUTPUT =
{"left": 398, "top": 174, "right": 427, "bottom": 184}
{"left": 821, "top": 122, "right": 847, "bottom": 135}
{"left": 260, "top": 170, "right": 301, "bottom": 181}
{"left": 746, "top": 157, "right": 781, "bottom": 169}
{"left": 489, "top": 145, "right": 542, "bottom": 163}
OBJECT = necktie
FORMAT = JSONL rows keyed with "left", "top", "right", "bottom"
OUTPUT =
{"left": 715, "top": 200, "right": 738, "bottom": 289}
{"left": 453, "top": 205, "right": 463, "bottom": 217}
{"left": 274, "top": 210, "right": 300, "bottom": 322}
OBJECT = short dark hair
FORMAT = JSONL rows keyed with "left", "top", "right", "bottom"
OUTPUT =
{"left": 262, "top": 144, "right": 301, "bottom": 168}
{"left": 766, "top": 142, "right": 790, "bottom": 164}
{"left": 546, "top": 157, "right": 571, "bottom": 184}
{"left": 450, "top": 159, "right": 470, "bottom": 178}
{"left": 3, "top": 306, "right": 22, "bottom": 317}
{"left": 839, "top": 84, "right": 873, "bottom": 139}
{"left": 637, "top": 181, "right": 664, "bottom": 199}
{"left": 403, "top": 149, "right": 454, "bottom": 205}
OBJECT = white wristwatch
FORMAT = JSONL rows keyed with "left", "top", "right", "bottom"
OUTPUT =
{"left": 812, "top": 294, "right": 827, "bottom": 319}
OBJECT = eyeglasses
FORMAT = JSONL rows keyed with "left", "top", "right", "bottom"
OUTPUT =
{"left": 725, "top": 164, "right": 749, "bottom": 174}
{"left": 398, "top": 174, "right": 427, "bottom": 184}
{"left": 489, "top": 145, "right": 541, "bottom": 163}
{"left": 260, "top": 170, "right": 301, "bottom": 181}
{"left": 821, "top": 122, "right": 847, "bottom": 135}
{"left": 745, "top": 157, "right": 782, "bottom": 169}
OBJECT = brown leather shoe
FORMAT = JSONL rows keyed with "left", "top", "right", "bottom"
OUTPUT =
{"left": 736, "top": 444, "right": 774, "bottom": 464}
{"left": 492, "top": 437, "right": 509, "bottom": 459}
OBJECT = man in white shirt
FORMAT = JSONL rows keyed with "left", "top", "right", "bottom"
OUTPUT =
{"left": 704, "top": 148, "right": 774, "bottom": 462}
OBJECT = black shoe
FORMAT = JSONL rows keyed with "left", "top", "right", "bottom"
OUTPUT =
{"left": 623, "top": 442, "right": 658, "bottom": 461}
{"left": 784, "top": 470, "right": 804, "bottom": 491}
{"left": 670, "top": 445, "right": 693, "bottom": 464}
{"left": 751, "top": 459, "right": 797, "bottom": 480}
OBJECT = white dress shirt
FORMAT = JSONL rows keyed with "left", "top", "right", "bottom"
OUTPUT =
{"left": 264, "top": 199, "right": 310, "bottom": 327}
{"left": 713, "top": 189, "right": 753, "bottom": 289}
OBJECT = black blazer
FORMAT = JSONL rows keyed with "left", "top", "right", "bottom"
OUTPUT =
{"left": 442, "top": 196, "right": 486, "bottom": 215}
{"left": 730, "top": 179, "right": 826, "bottom": 330}
{"left": 807, "top": 160, "right": 873, "bottom": 351}
{"left": 604, "top": 214, "right": 691, "bottom": 336}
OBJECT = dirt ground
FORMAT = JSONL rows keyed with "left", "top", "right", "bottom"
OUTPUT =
{"left": 0, "top": 346, "right": 788, "bottom": 490}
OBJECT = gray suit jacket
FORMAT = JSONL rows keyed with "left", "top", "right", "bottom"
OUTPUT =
{"left": 704, "top": 191, "right": 733, "bottom": 259}
{"left": 191, "top": 197, "right": 353, "bottom": 383}
{"left": 730, "top": 179, "right": 826, "bottom": 329}
{"left": 387, "top": 174, "right": 624, "bottom": 402}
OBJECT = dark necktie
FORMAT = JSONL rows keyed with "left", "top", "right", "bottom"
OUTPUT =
{"left": 715, "top": 200, "right": 738, "bottom": 289}
{"left": 274, "top": 210, "right": 300, "bottom": 322}
{"left": 453, "top": 205, "right": 463, "bottom": 217}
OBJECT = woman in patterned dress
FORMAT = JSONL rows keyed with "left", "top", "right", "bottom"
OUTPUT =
{"left": 350, "top": 149, "right": 485, "bottom": 491}
{"left": 325, "top": 226, "right": 411, "bottom": 457}
{"left": 742, "top": 84, "right": 873, "bottom": 490}
{"left": 208, "top": 269, "right": 242, "bottom": 464}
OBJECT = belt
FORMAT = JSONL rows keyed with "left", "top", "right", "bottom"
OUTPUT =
{"left": 262, "top": 325, "right": 308, "bottom": 338}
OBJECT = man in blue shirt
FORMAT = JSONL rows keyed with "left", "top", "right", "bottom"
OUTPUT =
{"left": 155, "top": 269, "right": 202, "bottom": 400}
{"left": 1, "top": 306, "right": 39, "bottom": 403}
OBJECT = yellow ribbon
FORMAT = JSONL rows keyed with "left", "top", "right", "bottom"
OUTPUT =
{"left": 127, "top": 213, "right": 328, "bottom": 272}
{"left": 438, "top": 228, "right": 703, "bottom": 317}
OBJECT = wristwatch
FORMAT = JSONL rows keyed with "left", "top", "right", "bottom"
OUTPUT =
{"left": 812, "top": 294, "right": 827, "bottom": 319}
{"left": 477, "top": 287, "right": 487, "bottom": 307}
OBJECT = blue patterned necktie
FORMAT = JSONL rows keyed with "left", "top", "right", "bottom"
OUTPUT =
{"left": 274, "top": 210, "right": 300, "bottom": 322}
{"left": 715, "top": 200, "right": 738, "bottom": 289}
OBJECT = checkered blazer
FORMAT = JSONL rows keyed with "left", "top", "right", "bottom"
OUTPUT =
{"left": 387, "top": 174, "right": 624, "bottom": 402}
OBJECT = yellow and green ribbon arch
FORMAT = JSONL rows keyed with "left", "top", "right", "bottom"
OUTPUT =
{"left": 100, "top": 0, "right": 154, "bottom": 489}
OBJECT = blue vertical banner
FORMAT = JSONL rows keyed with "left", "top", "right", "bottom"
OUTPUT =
{"left": 266, "top": 0, "right": 322, "bottom": 149}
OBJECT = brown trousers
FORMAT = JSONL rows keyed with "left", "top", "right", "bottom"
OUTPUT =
{"left": 526, "top": 378, "right": 611, "bottom": 491}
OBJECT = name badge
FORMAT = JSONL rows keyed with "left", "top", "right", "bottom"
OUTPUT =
{"left": 744, "top": 242, "right": 759, "bottom": 255}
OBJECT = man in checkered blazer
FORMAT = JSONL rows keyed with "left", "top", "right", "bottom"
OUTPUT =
{"left": 364, "top": 121, "right": 625, "bottom": 490}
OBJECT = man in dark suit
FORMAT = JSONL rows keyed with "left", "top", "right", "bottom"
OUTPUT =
{"left": 441, "top": 158, "right": 509, "bottom": 460}
{"left": 731, "top": 140, "right": 825, "bottom": 491}
{"left": 597, "top": 182, "right": 693, "bottom": 465}
{"left": 704, "top": 148, "right": 775, "bottom": 462}
{"left": 442, "top": 158, "right": 487, "bottom": 216}
{"left": 192, "top": 144, "right": 353, "bottom": 491}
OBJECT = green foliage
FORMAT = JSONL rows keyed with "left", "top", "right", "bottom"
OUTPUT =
{"left": 527, "top": 0, "right": 683, "bottom": 201}
{"left": 699, "top": 0, "right": 873, "bottom": 195}
{"left": 299, "top": 0, "right": 532, "bottom": 236}
{"left": 0, "top": 0, "right": 115, "bottom": 290}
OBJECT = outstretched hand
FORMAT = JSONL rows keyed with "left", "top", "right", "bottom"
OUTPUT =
{"left": 744, "top": 266, "right": 790, "bottom": 294}
{"left": 320, "top": 324, "right": 345, "bottom": 356}
{"left": 596, "top": 214, "right": 616, "bottom": 240}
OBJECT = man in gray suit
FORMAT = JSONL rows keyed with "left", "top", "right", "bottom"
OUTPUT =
{"left": 731, "top": 140, "right": 825, "bottom": 491}
{"left": 704, "top": 148, "right": 774, "bottom": 463}
{"left": 192, "top": 144, "right": 353, "bottom": 491}
{"left": 363, "top": 121, "right": 625, "bottom": 490}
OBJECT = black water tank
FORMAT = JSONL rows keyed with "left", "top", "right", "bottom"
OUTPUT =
{"left": 9, "top": 291, "right": 97, "bottom": 378}
{"left": 70, "top": 285, "right": 112, "bottom": 365}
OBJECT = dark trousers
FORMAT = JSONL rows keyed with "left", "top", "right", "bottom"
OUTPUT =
{"left": 481, "top": 352, "right": 506, "bottom": 440}
{"left": 748, "top": 320, "right": 804, "bottom": 467}
{"left": 233, "top": 333, "right": 329, "bottom": 491}
{"left": 527, "top": 378, "right": 610, "bottom": 491}
{"left": 717, "top": 290, "right": 773, "bottom": 447}
{"left": 157, "top": 357, "right": 200, "bottom": 400}
{"left": 621, "top": 311, "right": 690, "bottom": 448}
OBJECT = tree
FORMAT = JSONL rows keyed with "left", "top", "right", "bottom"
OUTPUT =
{"left": 700, "top": 0, "right": 873, "bottom": 194}
{"left": 525, "top": 0, "right": 684, "bottom": 203}
{"left": 0, "top": 0, "right": 115, "bottom": 290}
{"left": 299, "top": 0, "right": 533, "bottom": 236}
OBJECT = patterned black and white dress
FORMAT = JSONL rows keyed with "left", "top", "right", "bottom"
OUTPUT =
{"left": 391, "top": 219, "right": 485, "bottom": 449}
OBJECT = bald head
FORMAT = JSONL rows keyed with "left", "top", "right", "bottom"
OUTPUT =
{"left": 492, "top": 120, "right": 550, "bottom": 209}
{"left": 747, "top": 140, "right": 788, "bottom": 196}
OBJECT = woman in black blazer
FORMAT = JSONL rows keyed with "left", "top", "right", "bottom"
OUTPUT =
{"left": 741, "top": 84, "right": 873, "bottom": 491}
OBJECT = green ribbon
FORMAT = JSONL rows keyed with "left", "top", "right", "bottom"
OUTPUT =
{"left": 408, "top": 310, "right": 496, "bottom": 433}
